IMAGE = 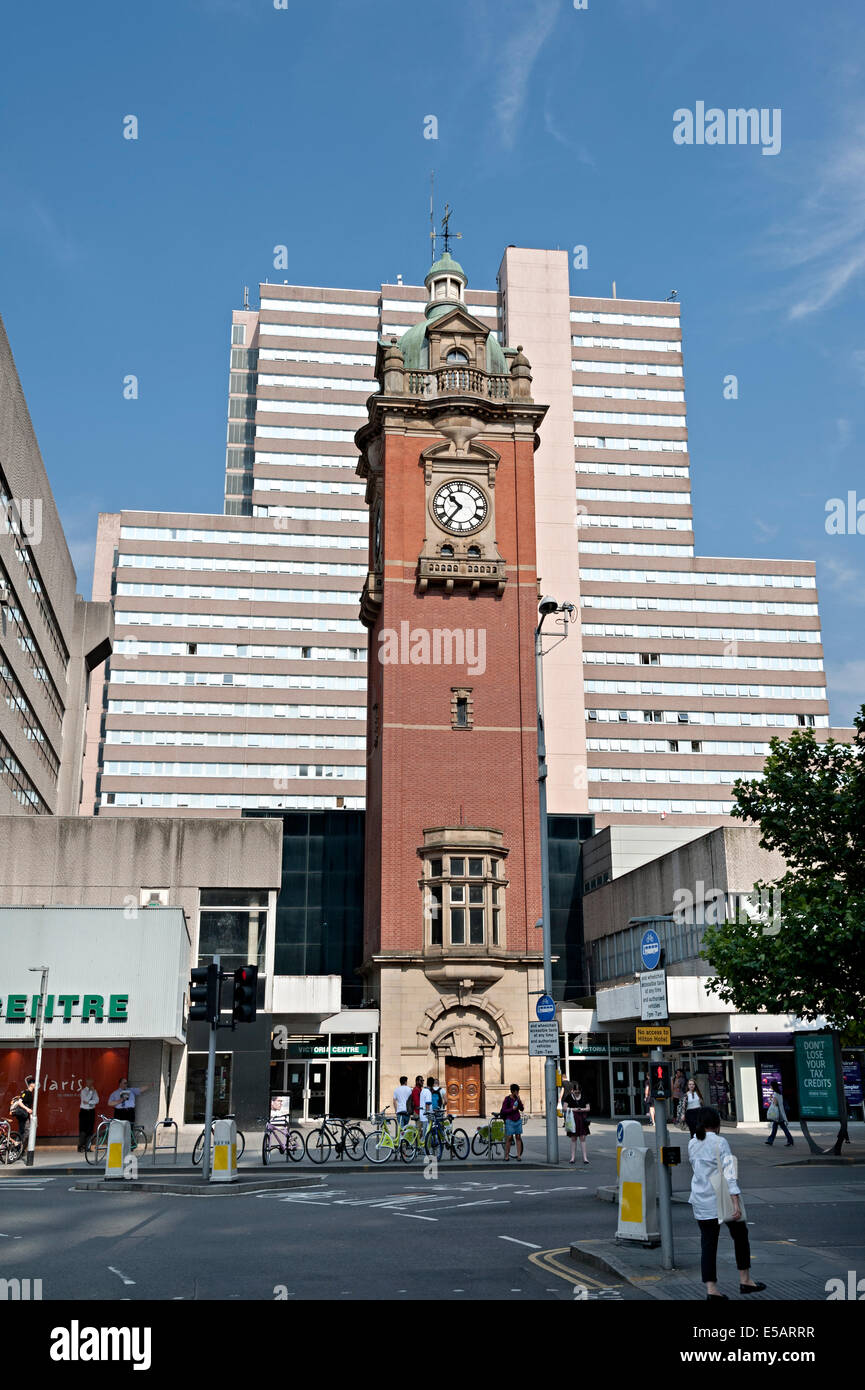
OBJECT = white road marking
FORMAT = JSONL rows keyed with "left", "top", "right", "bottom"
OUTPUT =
{"left": 391, "top": 1211, "right": 438, "bottom": 1221}
{"left": 499, "top": 1235, "right": 542, "bottom": 1249}
{"left": 108, "top": 1266, "right": 135, "bottom": 1286}
{"left": 449, "top": 1199, "right": 510, "bottom": 1208}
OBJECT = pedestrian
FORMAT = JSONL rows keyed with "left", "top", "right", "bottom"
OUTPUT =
{"left": 643, "top": 1077, "right": 655, "bottom": 1127}
{"left": 562, "top": 1078, "right": 591, "bottom": 1164}
{"left": 409, "top": 1074, "right": 424, "bottom": 1123}
{"left": 678, "top": 1078, "right": 704, "bottom": 1136}
{"left": 393, "top": 1075, "right": 412, "bottom": 1128}
{"left": 429, "top": 1077, "right": 445, "bottom": 1112}
{"left": 688, "top": 1105, "right": 766, "bottom": 1300}
{"left": 10, "top": 1076, "right": 36, "bottom": 1138}
{"left": 77, "top": 1077, "right": 99, "bottom": 1152}
{"left": 671, "top": 1068, "right": 686, "bottom": 1120}
{"left": 501, "top": 1083, "right": 524, "bottom": 1161}
{"left": 108, "top": 1077, "right": 151, "bottom": 1124}
{"left": 765, "top": 1084, "right": 794, "bottom": 1148}
{"left": 419, "top": 1077, "right": 434, "bottom": 1133}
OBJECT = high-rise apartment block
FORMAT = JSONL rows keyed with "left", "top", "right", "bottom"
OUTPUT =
{"left": 84, "top": 248, "right": 829, "bottom": 824}
{"left": 0, "top": 314, "right": 112, "bottom": 817}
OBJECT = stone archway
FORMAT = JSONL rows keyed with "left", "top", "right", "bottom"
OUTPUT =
{"left": 417, "top": 994, "right": 513, "bottom": 1116}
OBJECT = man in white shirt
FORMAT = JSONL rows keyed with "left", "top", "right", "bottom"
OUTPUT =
{"left": 418, "top": 1080, "right": 433, "bottom": 1135}
{"left": 393, "top": 1075, "right": 412, "bottom": 1129}
{"left": 77, "top": 1077, "right": 99, "bottom": 1152}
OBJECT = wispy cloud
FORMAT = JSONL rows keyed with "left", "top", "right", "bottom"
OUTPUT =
{"left": 543, "top": 98, "right": 595, "bottom": 164}
{"left": 764, "top": 111, "right": 865, "bottom": 320}
{"left": 820, "top": 553, "right": 865, "bottom": 605}
{"left": 491, "top": 0, "right": 561, "bottom": 150}
{"left": 753, "top": 516, "right": 780, "bottom": 540}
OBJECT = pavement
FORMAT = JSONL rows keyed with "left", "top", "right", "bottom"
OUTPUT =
{"left": 1, "top": 1119, "right": 861, "bottom": 1301}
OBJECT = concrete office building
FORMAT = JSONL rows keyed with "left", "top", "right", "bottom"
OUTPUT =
{"left": 0, "top": 313, "right": 112, "bottom": 816}
{"left": 84, "top": 246, "right": 830, "bottom": 823}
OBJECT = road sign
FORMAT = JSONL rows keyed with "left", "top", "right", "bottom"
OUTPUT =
{"left": 636, "top": 1026, "right": 671, "bottom": 1045}
{"left": 529, "top": 1020, "right": 559, "bottom": 1056}
{"left": 640, "top": 929, "right": 661, "bottom": 971}
{"left": 639, "top": 970, "right": 668, "bottom": 1022}
{"left": 535, "top": 994, "right": 556, "bottom": 1022}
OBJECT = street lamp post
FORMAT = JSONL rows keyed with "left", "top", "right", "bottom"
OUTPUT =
{"left": 26, "top": 966, "right": 49, "bottom": 1167}
{"left": 535, "top": 598, "right": 576, "bottom": 1166}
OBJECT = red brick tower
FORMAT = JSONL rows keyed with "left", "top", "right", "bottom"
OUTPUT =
{"left": 357, "top": 252, "right": 548, "bottom": 1117}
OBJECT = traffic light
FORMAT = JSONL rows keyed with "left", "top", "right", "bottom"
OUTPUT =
{"left": 232, "top": 964, "right": 258, "bottom": 1024}
{"left": 189, "top": 963, "right": 220, "bottom": 1024}
{"left": 650, "top": 1061, "right": 671, "bottom": 1099}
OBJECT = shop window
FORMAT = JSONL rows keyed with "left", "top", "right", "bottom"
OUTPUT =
{"left": 198, "top": 888, "right": 268, "bottom": 973}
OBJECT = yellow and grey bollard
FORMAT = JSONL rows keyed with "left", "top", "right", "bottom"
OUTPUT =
{"left": 210, "top": 1118, "right": 238, "bottom": 1183}
{"left": 616, "top": 1144, "right": 660, "bottom": 1246}
{"left": 615, "top": 1119, "right": 645, "bottom": 1180}
{"left": 104, "top": 1119, "right": 132, "bottom": 1181}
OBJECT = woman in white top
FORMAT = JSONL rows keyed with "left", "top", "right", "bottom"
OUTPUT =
{"left": 688, "top": 1105, "right": 766, "bottom": 1300}
{"left": 678, "top": 1078, "right": 704, "bottom": 1137}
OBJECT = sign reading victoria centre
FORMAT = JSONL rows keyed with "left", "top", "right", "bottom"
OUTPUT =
{"left": 0, "top": 907, "right": 190, "bottom": 1043}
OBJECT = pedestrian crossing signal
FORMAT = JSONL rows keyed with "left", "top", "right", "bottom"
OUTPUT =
{"left": 650, "top": 1062, "right": 671, "bottom": 1099}
{"left": 232, "top": 965, "right": 258, "bottom": 1024}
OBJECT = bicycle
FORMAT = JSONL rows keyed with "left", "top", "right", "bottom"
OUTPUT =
{"left": 261, "top": 1114, "right": 305, "bottom": 1165}
{"left": 363, "top": 1107, "right": 402, "bottom": 1164}
{"left": 191, "top": 1115, "right": 246, "bottom": 1166}
{"left": 305, "top": 1115, "right": 366, "bottom": 1163}
{"left": 471, "top": 1113, "right": 506, "bottom": 1159}
{"left": 85, "top": 1113, "right": 150, "bottom": 1165}
{"left": 425, "top": 1111, "right": 470, "bottom": 1161}
{"left": 0, "top": 1119, "right": 24, "bottom": 1165}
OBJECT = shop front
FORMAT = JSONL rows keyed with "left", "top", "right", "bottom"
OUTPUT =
{"left": 0, "top": 906, "right": 190, "bottom": 1139}
{"left": 269, "top": 1010, "right": 379, "bottom": 1121}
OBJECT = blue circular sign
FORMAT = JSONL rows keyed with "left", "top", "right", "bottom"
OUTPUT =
{"left": 616, "top": 1122, "right": 624, "bottom": 1144}
{"left": 536, "top": 994, "right": 556, "bottom": 1022}
{"left": 640, "top": 930, "right": 661, "bottom": 971}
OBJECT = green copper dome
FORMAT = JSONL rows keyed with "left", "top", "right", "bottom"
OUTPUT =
{"left": 424, "top": 251, "right": 468, "bottom": 287}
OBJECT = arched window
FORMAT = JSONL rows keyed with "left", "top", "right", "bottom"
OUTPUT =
{"left": 440, "top": 544, "right": 454, "bottom": 558}
{"left": 446, "top": 349, "right": 469, "bottom": 364}
{"left": 467, "top": 545, "right": 481, "bottom": 558}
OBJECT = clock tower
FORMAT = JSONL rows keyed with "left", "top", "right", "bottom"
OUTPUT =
{"left": 357, "top": 251, "right": 549, "bottom": 1117}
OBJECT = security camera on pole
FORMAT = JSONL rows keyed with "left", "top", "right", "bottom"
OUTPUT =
{"left": 535, "top": 597, "right": 577, "bottom": 1165}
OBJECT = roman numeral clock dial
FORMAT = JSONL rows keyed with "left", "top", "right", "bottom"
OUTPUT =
{"left": 432, "top": 480, "right": 488, "bottom": 535}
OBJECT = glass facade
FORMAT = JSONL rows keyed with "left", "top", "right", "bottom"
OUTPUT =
{"left": 549, "top": 814, "right": 594, "bottom": 1001}
{"left": 244, "top": 809, "right": 365, "bottom": 1004}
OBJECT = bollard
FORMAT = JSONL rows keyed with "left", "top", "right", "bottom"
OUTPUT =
{"left": 210, "top": 1118, "right": 238, "bottom": 1183}
{"left": 615, "top": 1119, "right": 645, "bottom": 1180}
{"left": 616, "top": 1145, "right": 660, "bottom": 1246}
{"left": 104, "top": 1119, "right": 132, "bottom": 1181}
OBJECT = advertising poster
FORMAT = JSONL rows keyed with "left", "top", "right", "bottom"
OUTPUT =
{"left": 760, "top": 1062, "right": 784, "bottom": 1111}
{"left": 843, "top": 1062, "right": 863, "bottom": 1108}
{"left": 1, "top": 1047, "right": 129, "bottom": 1136}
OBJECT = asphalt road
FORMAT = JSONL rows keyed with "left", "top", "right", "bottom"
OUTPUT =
{"left": 2, "top": 1134, "right": 863, "bottom": 1302}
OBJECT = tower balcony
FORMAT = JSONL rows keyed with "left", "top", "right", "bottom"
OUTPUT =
{"left": 405, "top": 367, "right": 513, "bottom": 401}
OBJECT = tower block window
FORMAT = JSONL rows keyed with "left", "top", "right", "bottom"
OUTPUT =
{"left": 451, "top": 687, "right": 473, "bottom": 730}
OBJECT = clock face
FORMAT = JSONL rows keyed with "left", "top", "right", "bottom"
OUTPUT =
{"left": 432, "top": 480, "right": 488, "bottom": 535}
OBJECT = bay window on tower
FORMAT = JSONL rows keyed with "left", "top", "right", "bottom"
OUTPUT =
{"left": 421, "top": 830, "right": 508, "bottom": 951}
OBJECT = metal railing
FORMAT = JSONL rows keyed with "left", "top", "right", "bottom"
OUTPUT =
{"left": 405, "top": 368, "right": 512, "bottom": 400}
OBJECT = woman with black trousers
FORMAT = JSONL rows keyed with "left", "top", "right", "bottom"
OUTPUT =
{"left": 688, "top": 1106, "right": 766, "bottom": 1300}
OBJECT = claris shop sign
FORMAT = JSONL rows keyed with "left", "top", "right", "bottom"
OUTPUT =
{"left": 0, "top": 994, "right": 130, "bottom": 1023}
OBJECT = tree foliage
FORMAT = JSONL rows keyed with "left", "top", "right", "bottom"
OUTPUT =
{"left": 703, "top": 708, "right": 865, "bottom": 1030}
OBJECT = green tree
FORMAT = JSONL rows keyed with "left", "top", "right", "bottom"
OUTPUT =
{"left": 703, "top": 708, "right": 865, "bottom": 1031}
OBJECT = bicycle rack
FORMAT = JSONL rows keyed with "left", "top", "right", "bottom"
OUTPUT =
{"left": 151, "top": 1117, "right": 179, "bottom": 1165}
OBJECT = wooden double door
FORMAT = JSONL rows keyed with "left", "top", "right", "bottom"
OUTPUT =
{"left": 445, "top": 1058, "right": 482, "bottom": 1116}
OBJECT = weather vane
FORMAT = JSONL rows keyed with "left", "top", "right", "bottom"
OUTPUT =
{"left": 440, "top": 203, "right": 462, "bottom": 255}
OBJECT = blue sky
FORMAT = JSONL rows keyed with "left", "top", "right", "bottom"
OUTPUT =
{"left": 1, "top": 0, "right": 863, "bottom": 724}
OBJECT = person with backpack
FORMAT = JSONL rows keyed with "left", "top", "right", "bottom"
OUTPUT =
{"left": 688, "top": 1106, "right": 766, "bottom": 1300}
{"left": 10, "top": 1076, "right": 35, "bottom": 1138}
{"left": 409, "top": 1075, "right": 424, "bottom": 1123}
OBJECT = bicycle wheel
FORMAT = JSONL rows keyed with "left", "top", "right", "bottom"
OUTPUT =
{"left": 235, "top": 1129, "right": 246, "bottom": 1160}
{"left": 286, "top": 1129, "right": 305, "bottom": 1162}
{"left": 132, "top": 1126, "right": 149, "bottom": 1155}
{"left": 305, "top": 1127, "right": 332, "bottom": 1163}
{"left": 343, "top": 1125, "right": 365, "bottom": 1161}
{"left": 425, "top": 1127, "right": 444, "bottom": 1161}
{"left": 450, "top": 1128, "right": 470, "bottom": 1160}
{"left": 471, "top": 1130, "right": 490, "bottom": 1157}
{"left": 262, "top": 1130, "right": 274, "bottom": 1165}
{"left": 191, "top": 1131, "right": 205, "bottom": 1166}
{"left": 363, "top": 1128, "right": 394, "bottom": 1164}
{"left": 85, "top": 1130, "right": 107, "bottom": 1166}
{"left": 399, "top": 1135, "right": 419, "bottom": 1163}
